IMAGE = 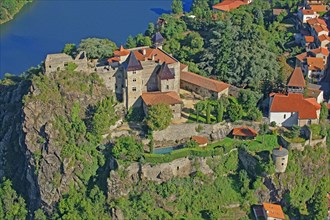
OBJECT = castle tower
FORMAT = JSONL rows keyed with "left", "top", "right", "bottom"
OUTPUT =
{"left": 124, "top": 51, "right": 144, "bottom": 109}
{"left": 152, "top": 32, "right": 164, "bottom": 49}
{"left": 157, "top": 62, "right": 175, "bottom": 92}
{"left": 272, "top": 146, "right": 289, "bottom": 173}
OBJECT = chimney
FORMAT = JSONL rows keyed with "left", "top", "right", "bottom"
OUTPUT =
{"left": 142, "top": 49, "right": 146, "bottom": 56}
{"left": 279, "top": 146, "right": 283, "bottom": 151}
{"left": 152, "top": 54, "right": 156, "bottom": 61}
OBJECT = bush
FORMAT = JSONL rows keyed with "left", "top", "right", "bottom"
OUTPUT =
{"left": 270, "top": 121, "right": 277, "bottom": 127}
{"left": 112, "top": 136, "right": 143, "bottom": 161}
{"left": 126, "top": 107, "right": 145, "bottom": 122}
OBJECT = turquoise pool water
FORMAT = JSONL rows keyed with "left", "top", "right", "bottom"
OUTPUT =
{"left": 153, "top": 145, "right": 183, "bottom": 154}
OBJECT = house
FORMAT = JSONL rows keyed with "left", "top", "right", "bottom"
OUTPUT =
{"left": 191, "top": 136, "right": 208, "bottom": 147}
{"left": 180, "top": 71, "right": 230, "bottom": 99}
{"left": 305, "top": 83, "right": 324, "bottom": 103}
{"left": 309, "top": 4, "right": 327, "bottom": 13}
{"left": 141, "top": 91, "right": 182, "bottom": 120}
{"left": 298, "top": 9, "right": 318, "bottom": 23}
{"left": 44, "top": 51, "right": 88, "bottom": 74}
{"left": 303, "top": 35, "right": 315, "bottom": 49}
{"left": 317, "top": 34, "right": 330, "bottom": 48}
{"left": 287, "top": 67, "right": 306, "bottom": 93}
{"left": 231, "top": 126, "right": 257, "bottom": 140}
{"left": 306, "top": 57, "right": 325, "bottom": 82}
{"left": 269, "top": 93, "right": 321, "bottom": 127}
{"left": 262, "top": 203, "right": 285, "bottom": 220}
{"left": 212, "top": 0, "right": 252, "bottom": 12}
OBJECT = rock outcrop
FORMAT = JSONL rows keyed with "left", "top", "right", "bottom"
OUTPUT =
{"left": 107, "top": 156, "right": 214, "bottom": 199}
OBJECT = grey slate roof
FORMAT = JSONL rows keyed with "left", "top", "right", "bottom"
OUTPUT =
{"left": 125, "top": 51, "right": 143, "bottom": 71}
{"left": 158, "top": 62, "right": 175, "bottom": 80}
{"left": 272, "top": 147, "right": 289, "bottom": 157}
{"left": 152, "top": 32, "right": 164, "bottom": 45}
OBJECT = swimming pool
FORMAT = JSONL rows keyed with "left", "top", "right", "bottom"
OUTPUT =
{"left": 153, "top": 145, "right": 183, "bottom": 154}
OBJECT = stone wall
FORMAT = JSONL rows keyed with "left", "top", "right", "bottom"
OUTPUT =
{"left": 278, "top": 135, "right": 327, "bottom": 151}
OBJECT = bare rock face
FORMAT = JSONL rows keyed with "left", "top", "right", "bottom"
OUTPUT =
{"left": 110, "top": 207, "right": 125, "bottom": 220}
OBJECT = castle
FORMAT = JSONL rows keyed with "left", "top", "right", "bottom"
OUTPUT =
{"left": 44, "top": 32, "right": 230, "bottom": 119}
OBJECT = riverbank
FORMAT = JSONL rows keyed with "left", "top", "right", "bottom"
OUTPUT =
{"left": 0, "top": 0, "right": 33, "bottom": 24}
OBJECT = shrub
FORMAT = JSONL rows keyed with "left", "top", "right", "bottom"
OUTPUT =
{"left": 146, "top": 104, "right": 173, "bottom": 131}
{"left": 270, "top": 121, "right": 277, "bottom": 127}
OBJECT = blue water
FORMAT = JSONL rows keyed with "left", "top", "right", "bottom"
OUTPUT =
{"left": 0, "top": 0, "right": 192, "bottom": 78}
{"left": 153, "top": 145, "right": 183, "bottom": 154}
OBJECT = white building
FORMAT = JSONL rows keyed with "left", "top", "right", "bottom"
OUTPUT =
{"left": 269, "top": 93, "right": 321, "bottom": 127}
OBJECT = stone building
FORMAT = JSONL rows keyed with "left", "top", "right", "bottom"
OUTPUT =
{"left": 272, "top": 146, "right": 289, "bottom": 173}
{"left": 44, "top": 32, "right": 231, "bottom": 120}
{"left": 180, "top": 71, "right": 230, "bottom": 99}
{"left": 44, "top": 51, "right": 88, "bottom": 75}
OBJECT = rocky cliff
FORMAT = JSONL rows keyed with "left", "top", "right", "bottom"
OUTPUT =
{"left": 0, "top": 71, "right": 114, "bottom": 212}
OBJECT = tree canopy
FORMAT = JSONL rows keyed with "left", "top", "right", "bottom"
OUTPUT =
{"left": 146, "top": 104, "right": 173, "bottom": 131}
{"left": 78, "top": 38, "right": 117, "bottom": 59}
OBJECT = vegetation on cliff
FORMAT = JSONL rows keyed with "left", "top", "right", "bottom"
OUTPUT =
{"left": 0, "top": 0, "right": 32, "bottom": 24}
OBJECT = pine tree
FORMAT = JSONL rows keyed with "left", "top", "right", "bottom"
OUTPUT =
{"left": 171, "top": 0, "right": 183, "bottom": 14}
{"left": 216, "top": 101, "right": 223, "bottom": 123}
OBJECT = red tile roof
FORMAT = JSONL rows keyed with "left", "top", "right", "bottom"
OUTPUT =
{"left": 132, "top": 48, "right": 177, "bottom": 64}
{"left": 212, "top": 0, "right": 247, "bottom": 11}
{"left": 304, "top": 36, "right": 315, "bottom": 43}
{"left": 310, "top": 47, "right": 329, "bottom": 56}
{"left": 307, "top": 18, "right": 327, "bottom": 26}
{"left": 192, "top": 136, "right": 208, "bottom": 145}
{"left": 296, "top": 52, "right": 308, "bottom": 62}
{"left": 262, "top": 203, "right": 285, "bottom": 220}
{"left": 270, "top": 93, "right": 321, "bottom": 119}
{"left": 181, "top": 71, "right": 230, "bottom": 93}
{"left": 232, "top": 126, "right": 258, "bottom": 137}
{"left": 307, "top": 57, "right": 324, "bottom": 71}
{"left": 318, "top": 34, "right": 330, "bottom": 42}
{"left": 302, "top": 9, "right": 315, "bottom": 15}
{"left": 141, "top": 91, "right": 182, "bottom": 106}
{"left": 313, "top": 25, "right": 329, "bottom": 34}
{"left": 310, "top": 4, "right": 327, "bottom": 12}
{"left": 114, "top": 45, "right": 130, "bottom": 57}
{"left": 287, "top": 67, "right": 305, "bottom": 88}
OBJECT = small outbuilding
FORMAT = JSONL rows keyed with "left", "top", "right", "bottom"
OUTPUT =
{"left": 191, "top": 136, "right": 208, "bottom": 147}
{"left": 232, "top": 126, "right": 258, "bottom": 140}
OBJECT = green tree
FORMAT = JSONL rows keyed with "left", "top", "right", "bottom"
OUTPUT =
{"left": 0, "top": 179, "right": 28, "bottom": 220}
{"left": 194, "top": 101, "right": 205, "bottom": 122}
{"left": 171, "top": 0, "right": 183, "bottom": 14}
{"left": 259, "top": 123, "right": 269, "bottom": 144}
{"left": 78, "top": 38, "right": 117, "bottom": 59}
{"left": 126, "top": 35, "right": 137, "bottom": 48}
{"left": 145, "top": 23, "right": 155, "bottom": 36}
{"left": 216, "top": 101, "right": 224, "bottom": 123}
{"left": 34, "top": 209, "right": 47, "bottom": 220}
{"left": 319, "top": 102, "right": 328, "bottom": 121}
{"left": 308, "top": 178, "right": 329, "bottom": 219}
{"left": 90, "top": 97, "right": 117, "bottom": 137}
{"left": 227, "top": 102, "right": 243, "bottom": 122}
{"left": 206, "top": 102, "right": 213, "bottom": 124}
{"left": 146, "top": 104, "right": 173, "bottom": 131}
{"left": 62, "top": 43, "right": 77, "bottom": 57}
{"left": 112, "top": 136, "right": 143, "bottom": 161}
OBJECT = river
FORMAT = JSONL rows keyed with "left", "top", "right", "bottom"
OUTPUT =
{"left": 0, "top": 0, "right": 192, "bottom": 78}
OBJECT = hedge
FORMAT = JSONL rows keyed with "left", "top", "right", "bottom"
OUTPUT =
{"left": 143, "top": 147, "right": 225, "bottom": 164}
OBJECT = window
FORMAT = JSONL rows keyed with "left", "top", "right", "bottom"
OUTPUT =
{"left": 282, "top": 158, "right": 285, "bottom": 161}
{"left": 49, "top": 65, "right": 52, "bottom": 68}
{"left": 284, "top": 114, "right": 286, "bottom": 119}
{"left": 166, "top": 85, "right": 169, "bottom": 89}
{"left": 132, "top": 87, "right": 136, "bottom": 92}
{"left": 133, "top": 71, "right": 136, "bottom": 74}
{"left": 133, "top": 78, "right": 136, "bottom": 82}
